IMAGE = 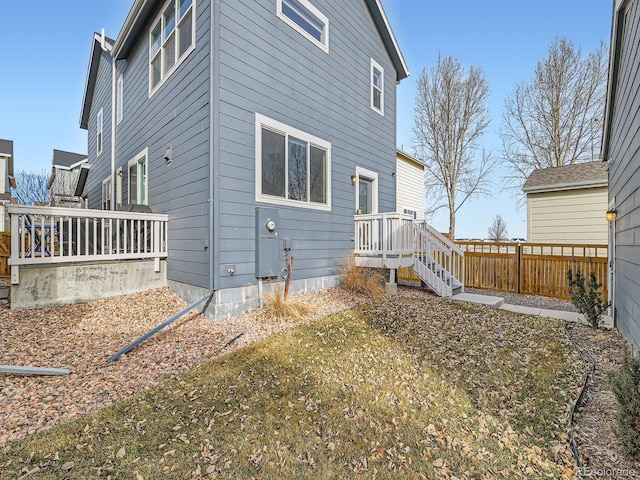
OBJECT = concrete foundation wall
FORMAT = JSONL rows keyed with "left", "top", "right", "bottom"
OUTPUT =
{"left": 11, "top": 260, "right": 167, "bottom": 310}
{"left": 169, "top": 274, "right": 342, "bottom": 321}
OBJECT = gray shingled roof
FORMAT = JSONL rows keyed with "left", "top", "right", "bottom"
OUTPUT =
{"left": 0, "top": 139, "right": 13, "bottom": 156}
{"left": 522, "top": 161, "right": 608, "bottom": 193}
{"left": 53, "top": 149, "right": 87, "bottom": 168}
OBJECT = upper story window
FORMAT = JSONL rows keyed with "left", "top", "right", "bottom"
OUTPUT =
{"left": 128, "top": 149, "right": 148, "bottom": 205}
{"left": 277, "top": 0, "right": 328, "bottom": 52}
{"left": 96, "top": 108, "right": 103, "bottom": 155}
{"left": 256, "top": 113, "right": 331, "bottom": 211}
{"left": 149, "top": 0, "right": 195, "bottom": 95}
{"left": 371, "top": 59, "right": 384, "bottom": 115}
{"left": 116, "top": 74, "right": 124, "bottom": 124}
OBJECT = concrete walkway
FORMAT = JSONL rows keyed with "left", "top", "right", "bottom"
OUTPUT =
{"left": 451, "top": 292, "right": 614, "bottom": 329}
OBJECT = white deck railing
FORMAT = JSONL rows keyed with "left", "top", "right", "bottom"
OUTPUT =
{"left": 9, "top": 205, "right": 168, "bottom": 283}
{"left": 354, "top": 213, "right": 414, "bottom": 268}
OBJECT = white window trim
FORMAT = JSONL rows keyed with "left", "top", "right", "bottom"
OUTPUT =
{"left": 116, "top": 74, "right": 124, "bottom": 124}
{"left": 277, "top": 0, "right": 329, "bottom": 53}
{"left": 148, "top": 0, "right": 197, "bottom": 97}
{"left": 128, "top": 148, "right": 149, "bottom": 205}
{"left": 96, "top": 108, "right": 103, "bottom": 156}
{"left": 101, "top": 176, "right": 112, "bottom": 210}
{"left": 370, "top": 58, "right": 384, "bottom": 116}
{"left": 355, "top": 166, "right": 378, "bottom": 214}
{"left": 255, "top": 113, "right": 331, "bottom": 211}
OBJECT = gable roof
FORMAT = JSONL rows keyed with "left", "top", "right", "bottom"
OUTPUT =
{"left": 522, "top": 161, "right": 608, "bottom": 194}
{"left": 0, "top": 139, "right": 16, "bottom": 188}
{"left": 52, "top": 149, "right": 88, "bottom": 168}
{"left": 396, "top": 148, "right": 425, "bottom": 168}
{"left": 111, "top": 0, "right": 409, "bottom": 80}
{"left": 79, "top": 33, "right": 115, "bottom": 130}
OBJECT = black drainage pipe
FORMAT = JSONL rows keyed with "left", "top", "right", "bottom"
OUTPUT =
{"left": 564, "top": 324, "right": 596, "bottom": 472}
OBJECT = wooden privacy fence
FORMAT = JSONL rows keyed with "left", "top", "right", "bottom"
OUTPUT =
{"left": 399, "top": 241, "right": 608, "bottom": 300}
{"left": 0, "top": 232, "right": 9, "bottom": 278}
{"left": 457, "top": 242, "right": 608, "bottom": 300}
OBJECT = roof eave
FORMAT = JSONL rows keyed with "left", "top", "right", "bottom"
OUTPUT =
{"left": 80, "top": 34, "right": 114, "bottom": 130}
{"left": 523, "top": 179, "right": 608, "bottom": 194}
{"left": 365, "top": 0, "right": 409, "bottom": 82}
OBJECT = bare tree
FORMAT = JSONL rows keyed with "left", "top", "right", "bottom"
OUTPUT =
{"left": 487, "top": 214, "right": 509, "bottom": 242}
{"left": 13, "top": 169, "right": 50, "bottom": 205}
{"left": 500, "top": 37, "right": 608, "bottom": 200}
{"left": 412, "top": 55, "right": 494, "bottom": 239}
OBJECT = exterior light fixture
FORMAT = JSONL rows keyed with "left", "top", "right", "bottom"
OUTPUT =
{"left": 351, "top": 175, "right": 357, "bottom": 185}
{"left": 164, "top": 145, "right": 173, "bottom": 164}
{"left": 606, "top": 209, "right": 617, "bottom": 222}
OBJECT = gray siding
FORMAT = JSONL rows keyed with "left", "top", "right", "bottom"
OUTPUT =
{"left": 84, "top": 0, "right": 212, "bottom": 289}
{"left": 82, "top": 0, "right": 400, "bottom": 296}
{"left": 608, "top": 0, "right": 640, "bottom": 351}
{"left": 215, "top": 0, "right": 398, "bottom": 290}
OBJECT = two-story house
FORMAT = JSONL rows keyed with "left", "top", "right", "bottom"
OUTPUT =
{"left": 47, "top": 149, "right": 90, "bottom": 208}
{"left": 80, "top": 0, "right": 409, "bottom": 318}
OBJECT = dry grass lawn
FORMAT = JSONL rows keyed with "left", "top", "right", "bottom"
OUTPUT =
{"left": 0, "top": 293, "right": 583, "bottom": 479}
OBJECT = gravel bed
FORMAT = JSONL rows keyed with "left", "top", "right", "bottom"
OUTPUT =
{"left": 1, "top": 283, "right": 637, "bottom": 477}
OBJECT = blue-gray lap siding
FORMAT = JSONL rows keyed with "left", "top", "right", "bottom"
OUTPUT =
{"left": 215, "top": 0, "right": 398, "bottom": 290}
{"left": 85, "top": 1, "right": 212, "bottom": 289}
{"left": 84, "top": 0, "right": 398, "bottom": 293}
{"left": 608, "top": 0, "right": 640, "bottom": 351}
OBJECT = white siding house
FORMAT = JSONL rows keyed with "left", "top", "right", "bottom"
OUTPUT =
{"left": 523, "top": 162, "right": 608, "bottom": 245}
{"left": 396, "top": 149, "right": 425, "bottom": 220}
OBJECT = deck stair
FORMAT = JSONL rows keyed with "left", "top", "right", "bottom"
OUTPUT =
{"left": 354, "top": 214, "right": 464, "bottom": 297}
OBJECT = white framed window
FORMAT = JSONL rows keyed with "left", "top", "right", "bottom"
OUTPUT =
{"left": 371, "top": 59, "right": 384, "bottom": 115}
{"left": 116, "top": 74, "right": 124, "bottom": 124}
{"left": 128, "top": 149, "right": 148, "bottom": 205}
{"left": 101, "top": 177, "right": 112, "bottom": 210}
{"left": 277, "top": 0, "right": 328, "bottom": 53}
{"left": 96, "top": 108, "right": 103, "bottom": 155}
{"left": 255, "top": 113, "right": 331, "bottom": 211}
{"left": 149, "top": 0, "right": 196, "bottom": 95}
{"left": 403, "top": 208, "right": 418, "bottom": 220}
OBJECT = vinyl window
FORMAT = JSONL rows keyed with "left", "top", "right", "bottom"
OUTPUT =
{"left": 149, "top": 0, "right": 195, "bottom": 94}
{"left": 116, "top": 74, "right": 124, "bottom": 124}
{"left": 277, "top": 0, "right": 328, "bottom": 52}
{"left": 256, "top": 113, "right": 330, "bottom": 211}
{"left": 371, "top": 59, "right": 384, "bottom": 115}
{"left": 96, "top": 108, "right": 103, "bottom": 155}
{"left": 128, "top": 149, "right": 148, "bottom": 205}
{"left": 102, "top": 177, "right": 112, "bottom": 210}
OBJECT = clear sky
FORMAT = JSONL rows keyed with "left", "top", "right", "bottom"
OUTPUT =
{"left": 0, "top": 1, "right": 612, "bottom": 238}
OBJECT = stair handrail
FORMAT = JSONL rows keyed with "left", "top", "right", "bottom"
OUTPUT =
{"left": 414, "top": 221, "right": 465, "bottom": 292}
{"left": 416, "top": 221, "right": 464, "bottom": 257}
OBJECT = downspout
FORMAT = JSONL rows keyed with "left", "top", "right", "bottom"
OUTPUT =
{"left": 107, "top": 1, "right": 219, "bottom": 362}
{"left": 100, "top": 29, "right": 116, "bottom": 211}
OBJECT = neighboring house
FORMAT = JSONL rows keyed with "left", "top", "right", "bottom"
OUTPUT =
{"left": 395, "top": 149, "right": 425, "bottom": 220}
{"left": 0, "top": 139, "right": 16, "bottom": 232}
{"left": 602, "top": 0, "right": 640, "bottom": 352}
{"left": 47, "top": 149, "right": 90, "bottom": 208}
{"left": 79, "top": 0, "right": 409, "bottom": 318}
{"left": 522, "top": 162, "right": 609, "bottom": 245}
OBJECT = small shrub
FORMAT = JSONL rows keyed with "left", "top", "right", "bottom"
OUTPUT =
{"left": 567, "top": 268, "right": 609, "bottom": 329}
{"left": 261, "top": 286, "right": 310, "bottom": 321}
{"left": 341, "top": 256, "right": 385, "bottom": 297}
{"left": 610, "top": 354, "right": 640, "bottom": 459}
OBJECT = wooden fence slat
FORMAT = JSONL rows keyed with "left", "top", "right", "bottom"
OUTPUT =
{"left": 0, "top": 232, "right": 10, "bottom": 278}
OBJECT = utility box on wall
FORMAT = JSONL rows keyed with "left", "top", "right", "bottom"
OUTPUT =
{"left": 255, "top": 207, "right": 281, "bottom": 278}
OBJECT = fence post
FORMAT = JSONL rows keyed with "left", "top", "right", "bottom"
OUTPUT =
{"left": 516, "top": 242, "right": 522, "bottom": 294}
